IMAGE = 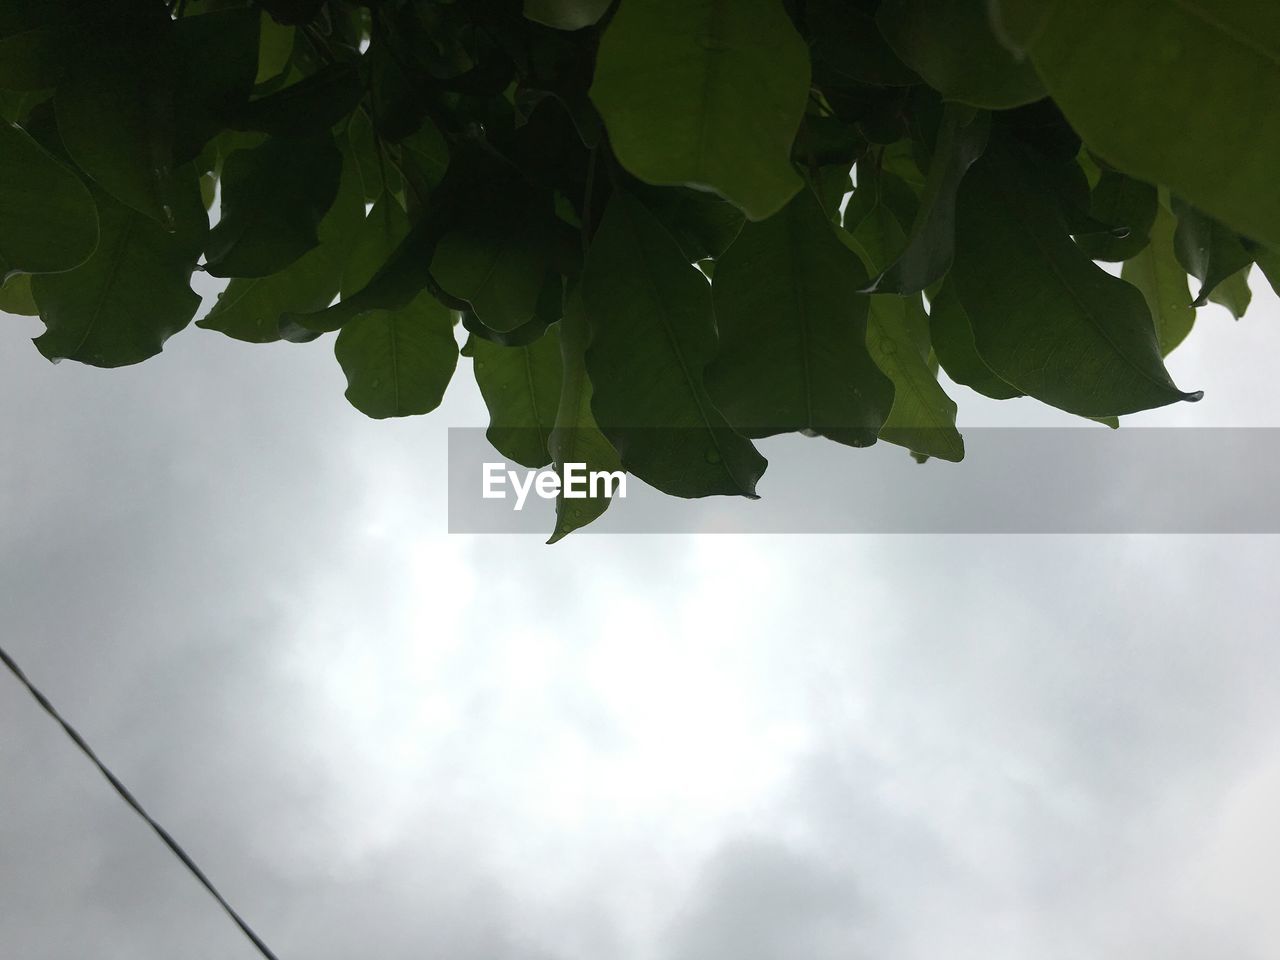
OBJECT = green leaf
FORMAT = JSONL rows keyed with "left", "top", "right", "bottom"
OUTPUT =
{"left": 524, "top": 0, "right": 612, "bottom": 31}
{"left": 1074, "top": 171, "right": 1157, "bottom": 263}
{"left": 335, "top": 293, "right": 458, "bottom": 419}
{"left": 1120, "top": 204, "right": 1195, "bottom": 356}
{"left": 0, "top": 25, "right": 65, "bottom": 91}
{"left": 1172, "top": 199, "right": 1253, "bottom": 308}
{"left": 1029, "top": 0, "right": 1280, "bottom": 248}
{"left": 1255, "top": 248, "right": 1280, "bottom": 300}
{"left": 928, "top": 284, "right": 1023, "bottom": 400}
{"left": 32, "top": 181, "right": 206, "bottom": 367}
{"left": 256, "top": 13, "right": 295, "bottom": 84}
{"left": 204, "top": 133, "right": 342, "bottom": 278}
{"left": 987, "top": 0, "right": 1054, "bottom": 55}
{"left": 172, "top": 9, "right": 260, "bottom": 164}
{"left": 0, "top": 274, "right": 37, "bottom": 315}
{"left": 198, "top": 135, "right": 365, "bottom": 342}
{"left": 54, "top": 23, "right": 187, "bottom": 226}
{"left": 0, "top": 121, "right": 99, "bottom": 278}
{"left": 463, "top": 329, "right": 564, "bottom": 469}
{"left": 342, "top": 194, "right": 410, "bottom": 299}
{"left": 842, "top": 168, "right": 917, "bottom": 273}
{"left": 865, "top": 106, "right": 991, "bottom": 294}
{"left": 707, "top": 186, "right": 893, "bottom": 447}
{"left": 877, "top": 0, "right": 1044, "bottom": 108}
{"left": 548, "top": 286, "right": 623, "bottom": 543}
{"left": 805, "top": 0, "right": 920, "bottom": 88}
{"left": 1208, "top": 267, "right": 1253, "bottom": 321}
{"left": 590, "top": 0, "right": 810, "bottom": 220}
{"left": 951, "top": 145, "right": 1201, "bottom": 417}
{"left": 431, "top": 179, "right": 554, "bottom": 333}
{"left": 581, "top": 192, "right": 767, "bottom": 498}
{"left": 635, "top": 185, "right": 746, "bottom": 263}
{"left": 231, "top": 63, "right": 364, "bottom": 139}
{"left": 867, "top": 293, "right": 964, "bottom": 462}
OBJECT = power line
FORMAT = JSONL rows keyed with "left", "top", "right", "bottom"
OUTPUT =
{"left": 0, "top": 641, "right": 281, "bottom": 960}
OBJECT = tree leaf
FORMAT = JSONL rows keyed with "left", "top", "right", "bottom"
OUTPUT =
{"left": 1120, "top": 203, "right": 1195, "bottom": 356}
{"left": 1074, "top": 170, "right": 1157, "bottom": 263}
{"left": 231, "top": 63, "right": 364, "bottom": 139}
{"left": 634, "top": 185, "right": 746, "bottom": 263}
{"left": 204, "top": 133, "right": 342, "bottom": 278}
{"left": 198, "top": 134, "right": 365, "bottom": 342}
{"left": 1208, "top": 266, "right": 1253, "bottom": 321}
{"left": 342, "top": 194, "right": 410, "bottom": 299}
{"left": 805, "top": 0, "right": 920, "bottom": 88}
{"left": 1029, "top": 0, "right": 1280, "bottom": 248}
{"left": 32, "top": 181, "right": 206, "bottom": 367}
{"left": 172, "top": 9, "right": 260, "bottom": 164}
{"left": 0, "top": 274, "right": 38, "bottom": 315}
{"left": 987, "top": 0, "right": 1054, "bottom": 56}
{"left": 1172, "top": 199, "right": 1253, "bottom": 308}
{"left": 1255, "top": 248, "right": 1280, "bottom": 300}
{"left": 707, "top": 186, "right": 893, "bottom": 447}
{"left": 951, "top": 144, "right": 1201, "bottom": 417}
{"left": 335, "top": 293, "right": 458, "bottom": 419}
{"left": 54, "top": 20, "right": 187, "bottom": 226}
{"left": 462, "top": 329, "right": 564, "bottom": 469}
{"left": 548, "top": 286, "right": 622, "bottom": 543}
{"left": 431, "top": 179, "right": 554, "bottom": 333}
{"left": 877, "top": 0, "right": 1044, "bottom": 108}
{"left": 842, "top": 168, "right": 917, "bottom": 274}
{"left": 590, "top": 0, "right": 810, "bottom": 220}
{"left": 865, "top": 106, "right": 990, "bottom": 294}
{"left": 581, "top": 192, "right": 767, "bottom": 498}
{"left": 524, "top": 0, "right": 612, "bottom": 31}
{"left": 0, "top": 121, "right": 99, "bottom": 278}
{"left": 929, "top": 283, "right": 1023, "bottom": 400}
{"left": 867, "top": 293, "right": 964, "bottom": 462}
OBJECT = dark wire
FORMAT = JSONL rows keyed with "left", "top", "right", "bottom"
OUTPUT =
{"left": 0, "top": 641, "right": 281, "bottom": 960}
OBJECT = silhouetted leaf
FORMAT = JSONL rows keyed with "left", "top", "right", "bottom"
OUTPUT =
{"left": 708, "top": 186, "right": 893, "bottom": 447}
{"left": 581, "top": 192, "right": 767, "bottom": 497}
{"left": 335, "top": 293, "right": 458, "bottom": 419}
{"left": 524, "top": 0, "right": 612, "bottom": 31}
{"left": 1074, "top": 171, "right": 1156, "bottom": 262}
{"left": 431, "top": 178, "right": 554, "bottom": 332}
{"left": 987, "top": 0, "right": 1053, "bottom": 55}
{"left": 868, "top": 293, "right": 964, "bottom": 461}
{"left": 951, "top": 145, "right": 1200, "bottom": 417}
{"left": 172, "top": 9, "right": 260, "bottom": 164}
{"left": 463, "top": 329, "right": 563, "bottom": 469}
{"left": 0, "top": 121, "right": 99, "bottom": 278}
{"left": 55, "top": 20, "right": 187, "bottom": 226}
{"left": 199, "top": 135, "right": 364, "bottom": 342}
{"left": 232, "top": 63, "right": 364, "bottom": 139}
{"left": 1029, "top": 1, "right": 1280, "bottom": 247}
{"left": 548, "top": 286, "right": 622, "bottom": 543}
{"left": 929, "top": 284, "right": 1023, "bottom": 400}
{"left": 866, "top": 106, "right": 990, "bottom": 294}
{"left": 0, "top": 274, "right": 37, "bottom": 315}
{"left": 877, "top": 0, "right": 1044, "bottom": 108}
{"left": 1172, "top": 199, "right": 1253, "bottom": 308}
{"left": 1120, "top": 204, "right": 1195, "bottom": 356}
{"left": 1208, "top": 267, "right": 1253, "bottom": 321}
{"left": 205, "top": 133, "right": 342, "bottom": 278}
{"left": 805, "top": 0, "right": 919, "bottom": 88}
{"left": 33, "top": 180, "right": 206, "bottom": 366}
{"left": 591, "top": 0, "right": 810, "bottom": 220}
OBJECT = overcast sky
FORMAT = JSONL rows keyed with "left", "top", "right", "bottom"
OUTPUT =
{"left": 3, "top": 268, "right": 1280, "bottom": 960}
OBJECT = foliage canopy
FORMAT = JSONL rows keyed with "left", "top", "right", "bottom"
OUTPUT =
{"left": 3, "top": 0, "right": 1279, "bottom": 538}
